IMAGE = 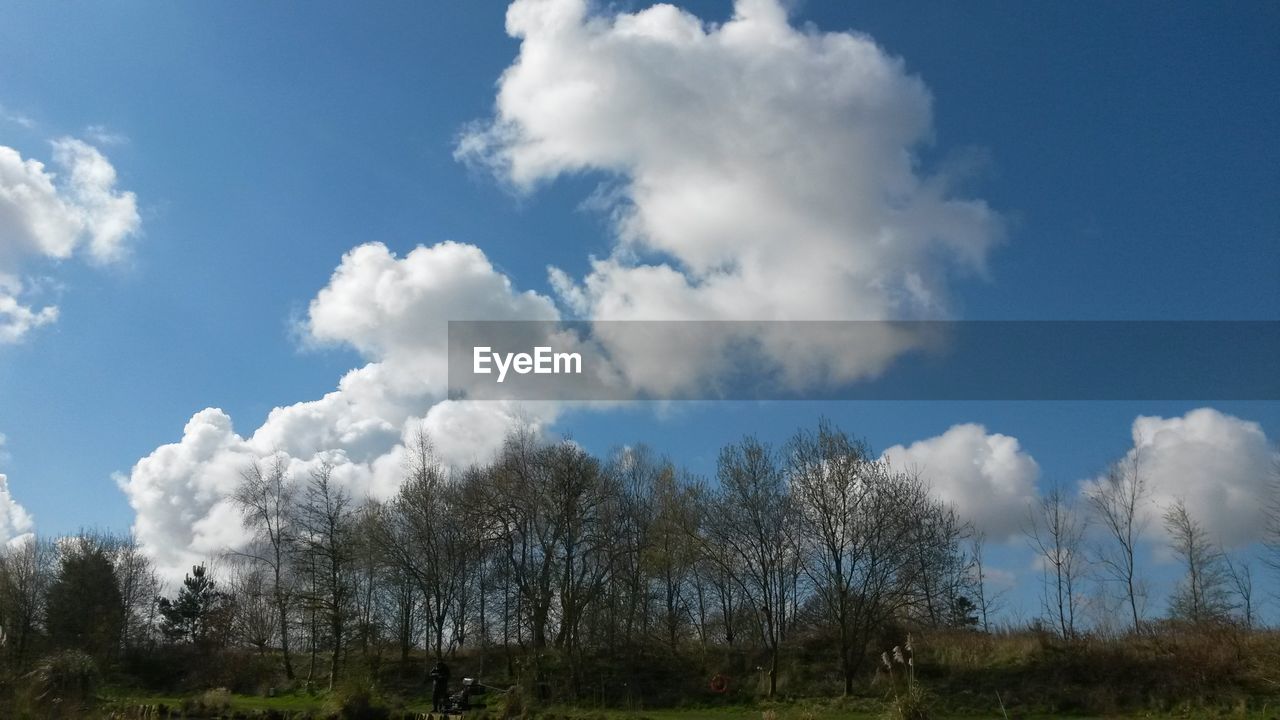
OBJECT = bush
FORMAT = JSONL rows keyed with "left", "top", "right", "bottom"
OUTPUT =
{"left": 501, "top": 685, "right": 527, "bottom": 720}
{"left": 23, "top": 650, "right": 100, "bottom": 717}
{"left": 329, "top": 674, "right": 390, "bottom": 720}
{"left": 180, "top": 686, "right": 232, "bottom": 715}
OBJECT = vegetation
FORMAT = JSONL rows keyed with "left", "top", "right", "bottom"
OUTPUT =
{"left": 0, "top": 419, "right": 1277, "bottom": 718}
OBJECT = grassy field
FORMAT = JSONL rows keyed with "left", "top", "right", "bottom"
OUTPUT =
{"left": 97, "top": 692, "right": 1280, "bottom": 720}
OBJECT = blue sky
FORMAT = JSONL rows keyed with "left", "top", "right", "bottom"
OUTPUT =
{"left": 0, "top": 1, "right": 1277, "bottom": 620}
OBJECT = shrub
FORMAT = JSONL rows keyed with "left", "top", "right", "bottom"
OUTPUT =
{"left": 882, "top": 635, "right": 933, "bottom": 720}
{"left": 500, "top": 685, "right": 527, "bottom": 720}
{"left": 180, "top": 686, "right": 233, "bottom": 715}
{"left": 329, "top": 674, "right": 390, "bottom": 720}
{"left": 23, "top": 650, "right": 100, "bottom": 717}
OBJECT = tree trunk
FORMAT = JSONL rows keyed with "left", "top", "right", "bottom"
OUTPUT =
{"left": 277, "top": 594, "right": 295, "bottom": 680}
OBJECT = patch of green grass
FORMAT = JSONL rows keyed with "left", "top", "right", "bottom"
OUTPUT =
{"left": 104, "top": 688, "right": 325, "bottom": 711}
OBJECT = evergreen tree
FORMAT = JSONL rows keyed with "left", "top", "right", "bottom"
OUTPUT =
{"left": 946, "top": 594, "right": 980, "bottom": 629}
{"left": 45, "top": 540, "right": 124, "bottom": 660}
{"left": 158, "top": 564, "right": 224, "bottom": 646}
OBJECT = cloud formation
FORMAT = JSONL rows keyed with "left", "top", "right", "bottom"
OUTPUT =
{"left": 0, "top": 138, "right": 140, "bottom": 342}
{"left": 122, "top": 0, "right": 1005, "bottom": 578}
{"left": 883, "top": 423, "right": 1040, "bottom": 541}
{"left": 0, "top": 432, "right": 34, "bottom": 547}
{"left": 0, "top": 474, "right": 34, "bottom": 548}
{"left": 458, "top": 0, "right": 1001, "bottom": 389}
{"left": 118, "top": 242, "right": 561, "bottom": 579}
{"left": 1083, "top": 408, "right": 1278, "bottom": 550}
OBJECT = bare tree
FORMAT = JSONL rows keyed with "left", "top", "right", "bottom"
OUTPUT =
{"left": 1163, "top": 499, "right": 1232, "bottom": 625}
{"left": 970, "top": 530, "right": 1004, "bottom": 633}
{"left": 1265, "top": 456, "right": 1280, "bottom": 576}
{"left": 908, "top": 500, "right": 973, "bottom": 627}
{"left": 603, "top": 445, "right": 658, "bottom": 648}
{"left": 787, "top": 420, "right": 917, "bottom": 694}
{"left": 701, "top": 436, "right": 792, "bottom": 698}
{"left": 1223, "top": 554, "right": 1255, "bottom": 630}
{"left": 373, "top": 430, "right": 469, "bottom": 663}
{"left": 1087, "top": 451, "right": 1149, "bottom": 632}
{"left": 233, "top": 453, "right": 297, "bottom": 679}
{"left": 228, "top": 562, "right": 278, "bottom": 656}
{"left": 294, "top": 461, "right": 354, "bottom": 690}
{"left": 1024, "top": 482, "right": 1088, "bottom": 639}
{"left": 111, "top": 533, "right": 161, "bottom": 653}
{"left": 647, "top": 466, "right": 700, "bottom": 650}
{"left": 0, "top": 537, "right": 55, "bottom": 669}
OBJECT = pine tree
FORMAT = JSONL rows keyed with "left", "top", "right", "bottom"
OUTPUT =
{"left": 158, "top": 564, "right": 224, "bottom": 646}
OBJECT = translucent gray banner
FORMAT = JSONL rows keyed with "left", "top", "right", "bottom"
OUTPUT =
{"left": 447, "top": 321, "right": 1280, "bottom": 401}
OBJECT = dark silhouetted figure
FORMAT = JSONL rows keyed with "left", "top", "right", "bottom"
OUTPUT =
{"left": 430, "top": 660, "right": 451, "bottom": 713}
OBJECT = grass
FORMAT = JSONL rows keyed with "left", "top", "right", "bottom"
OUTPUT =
{"left": 104, "top": 688, "right": 325, "bottom": 711}
{"left": 95, "top": 692, "right": 1280, "bottom": 720}
{"left": 549, "top": 705, "right": 1280, "bottom": 720}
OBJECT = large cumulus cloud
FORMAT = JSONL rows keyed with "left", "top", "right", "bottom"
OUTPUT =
{"left": 883, "top": 424, "right": 1040, "bottom": 541}
{"left": 1082, "top": 408, "right": 1278, "bottom": 550}
{"left": 118, "top": 242, "right": 561, "bottom": 580}
{"left": 120, "top": 0, "right": 1006, "bottom": 578}
{"left": 458, "top": 0, "right": 1002, "bottom": 391}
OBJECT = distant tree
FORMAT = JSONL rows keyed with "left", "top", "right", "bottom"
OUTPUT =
{"left": 233, "top": 454, "right": 297, "bottom": 680}
{"left": 1265, "top": 457, "right": 1280, "bottom": 576}
{"left": 909, "top": 500, "right": 973, "bottom": 627}
{"left": 373, "top": 431, "right": 468, "bottom": 661}
{"left": 293, "top": 461, "right": 354, "bottom": 691}
{"left": 946, "top": 594, "right": 980, "bottom": 629}
{"left": 646, "top": 465, "right": 700, "bottom": 651}
{"left": 970, "top": 530, "right": 1004, "bottom": 633}
{"left": 228, "top": 563, "right": 277, "bottom": 655}
{"left": 1024, "top": 482, "right": 1088, "bottom": 639}
{"left": 0, "top": 537, "right": 56, "bottom": 669}
{"left": 788, "top": 420, "right": 921, "bottom": 694}
{"left": 701, "top": 435, "right": 792, "bottom": 698}
{"left": 602, "top": 444, "right": 661, "bottom": 649}
{"left": 158, "top": 563, "right": 224, "bottom": 646}
{"left": 1223, "top": 555, "right": 1256, "bottom": 630}
{"left": 111, "top": 534, "right": 161, "bottom": 653}
{"left": 45, "top": 536, "right": 124, "bottom": 661}
{"left": 1087, "top": 451, "right": 1149, "bottom": 632}
{"left": 1164, "top": 499, "right": 1232, "bottom": 625}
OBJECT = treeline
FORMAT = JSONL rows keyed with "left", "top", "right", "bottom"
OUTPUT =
{"left": 0, "top": 419, "right": 1275, "bottom": 704}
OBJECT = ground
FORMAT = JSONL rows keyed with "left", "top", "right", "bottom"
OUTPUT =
{"left": 98, "top": 691, "right": 1280, "bottom": 719}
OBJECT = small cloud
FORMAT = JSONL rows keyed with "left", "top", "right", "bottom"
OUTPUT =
{"left": 0, "top": 137, "right": 141, "bottom": 342}
{"left": 84, "top": 124, "right": 129, "bottom": 146}
{"left": 0, "top": 104, "right": 37, "bottom": 129}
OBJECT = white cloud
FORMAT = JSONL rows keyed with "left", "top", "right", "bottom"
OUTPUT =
{"left": 0, "top": 434, "right": 35, "bottom": 547}
{"left": 123, "top": 0, "right": 1008, "bottom": 577}
{"left": 458, "top": 0, "right": 1001, "bottom": 390}
{"left": 1083, "top": 408, "right": 1278, "bottom": 550}
{"left": 0, "top": 104, "right": 36, "bottom": 130}
{"left": 83, "top": 125, "right": 128, "bottom": 147}
{"left": 119, "top": 242, "right": 562, "bottom": 580}
{"left": 0, "top": 473, "right": 35, "bottom": 548}
{"left": 883, "top": 423, "right": 1040, "bottom": 541}
{"left": 0, "top": 137, "right": 139, "bottom": 342}
{"left": 304, "top": 241, "right": 558, "bottom": 390}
